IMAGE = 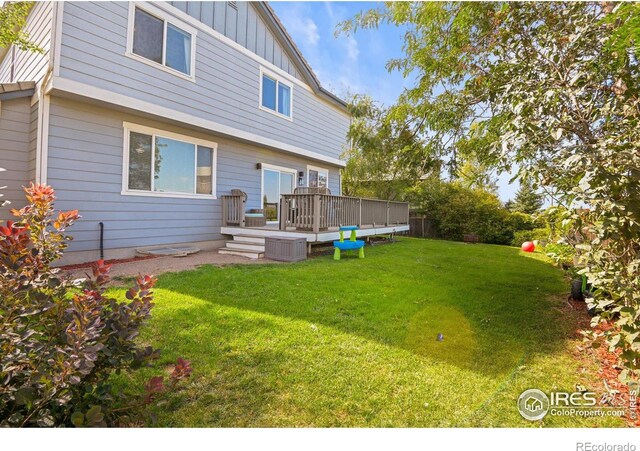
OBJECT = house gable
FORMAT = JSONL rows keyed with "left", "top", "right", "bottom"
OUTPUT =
{"left": 168, "top": 1, "right": 346, "bottom": 109}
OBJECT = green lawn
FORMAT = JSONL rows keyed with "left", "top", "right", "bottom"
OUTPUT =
{"left": 113, "top": 238, "right": 623, "bottom": 427}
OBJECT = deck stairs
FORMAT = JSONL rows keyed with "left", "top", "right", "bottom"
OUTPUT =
{"left": 218, "top": 234, "right": 265, "bottom": 259}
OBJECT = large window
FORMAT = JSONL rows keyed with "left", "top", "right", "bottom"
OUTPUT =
{"left": 260, "top": 69, "right": 292, "bottom": 119}
{"left": 123, "top": 123, "right": 216, "bottom": 198}
{"left": 128, "top": 5, "right": 195, "bottom": 78}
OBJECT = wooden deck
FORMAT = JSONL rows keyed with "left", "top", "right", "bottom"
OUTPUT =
{"left": 220, "top": 192, "right": 410, "bottom": 244}
{"left": 220, "top": 223, "right": 410, "bottom": 244}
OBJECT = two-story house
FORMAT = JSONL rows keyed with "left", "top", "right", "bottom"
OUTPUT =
{"left": 0, "top": 1, "right": 409, "bottom": 264}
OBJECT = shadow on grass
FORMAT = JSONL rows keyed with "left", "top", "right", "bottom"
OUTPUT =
{"left": 148, "top": 238, "right": 571, "bottom": 378}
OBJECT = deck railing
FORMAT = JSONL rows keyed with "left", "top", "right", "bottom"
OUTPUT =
{"left": 221, "top": 194, "right": 245, "bottom": 227}
{"left": 279, "top": 194, "right": 410, "bottom": 233}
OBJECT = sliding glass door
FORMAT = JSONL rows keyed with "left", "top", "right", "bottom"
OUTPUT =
{"left": 262, "top": 166, "right": 295, "bottom": 222}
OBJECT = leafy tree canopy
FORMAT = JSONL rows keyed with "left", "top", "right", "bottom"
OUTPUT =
{"left": 0, "top": 2, "right": 41, "bottom": 52}
{"left": 342, "top": 94, "right": 439, "bottom": 200}
{"left": 340, "top": 2, "right": 640, "bottom": 380}
{"left": 454, "top": 153, "right": 498, "bottom": 194}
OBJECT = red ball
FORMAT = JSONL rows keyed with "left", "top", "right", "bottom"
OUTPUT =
{"left": 521, "top": 241, "right": 535, "bottom": 253}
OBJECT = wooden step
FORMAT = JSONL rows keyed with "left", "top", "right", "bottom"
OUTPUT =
{"left": 232, "top": 235, "right": 266, "bottom": 245}
{"left": 226, "top": 241, "right": 265, "bottom": 252}
{"left": 218, "top": 248, "right": 264, "bottom": 259}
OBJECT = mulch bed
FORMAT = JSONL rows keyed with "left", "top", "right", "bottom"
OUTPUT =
{"left": 60, "top": 255, "right": 158, "bottom": 271}
{"left": 567, "top": 298, "right": 640, "bottom": 427}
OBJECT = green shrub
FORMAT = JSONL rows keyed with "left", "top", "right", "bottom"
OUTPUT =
{"left": 408, "top": 178, "right": 537, "bottom": 245}
{"left": 511, "top": 228, "right": 551, "bottom": 247}
{"left": 0, "top": 184, "right": 191, "bottom": 427}
{"left": 545, "top": 242, "right": 576, "bottom": 268}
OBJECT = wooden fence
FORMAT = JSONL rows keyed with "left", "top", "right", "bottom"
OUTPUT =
{"left": 408, "top": 216, "right": 438, "bottom": 238}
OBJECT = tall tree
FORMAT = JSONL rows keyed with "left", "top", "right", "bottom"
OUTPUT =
{"left": 509, "top": 180, "right": 544, "bottom": 214}
{"left": 340, "top": 3, "right": 640, "bottom": 380}
{"left": 342, "top": 94, "right": 439, "bottom": 200}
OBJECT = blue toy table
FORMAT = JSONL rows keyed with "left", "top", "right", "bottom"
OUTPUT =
{"left": 333, "top": 226, "right": 365, "bottom": 260}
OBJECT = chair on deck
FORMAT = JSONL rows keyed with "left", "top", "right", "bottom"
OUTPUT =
{"left": 293, "top": 187, "right": 331, "bottom": 195}
{"left": 229, "top": 189, "right": 266, "bottom": 227}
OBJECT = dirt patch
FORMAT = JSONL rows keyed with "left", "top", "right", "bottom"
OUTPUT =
{"left": 565, "top": 298, "right": 639, "bottom": 427}
{"left": 61, "top": 249, "right": 280, "bottom": 283}
{"left": 60, "top": 255, "right": 158, "bottom": 271}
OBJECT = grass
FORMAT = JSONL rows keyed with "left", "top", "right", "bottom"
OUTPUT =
{"left": 111, "top": 238, "right": 624, "bottom": 427}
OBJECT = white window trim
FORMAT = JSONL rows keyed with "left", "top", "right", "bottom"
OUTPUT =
{"left": 307, "top": 164, "right": 329, "bottom": 188}
{"left": 260, "top": 163, "right": 297, "bottom": 222}
{"left": 121, "top": 122, "right": 217, "bottom": 199}
{"left": 125, "top": 2, "right": 197, "bottom": 82}
{"left": 259, "top": 66, "right": 293, "bottom": 122}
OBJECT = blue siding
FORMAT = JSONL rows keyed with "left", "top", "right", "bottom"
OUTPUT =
{"left": 47, "top": 97, "right": 341, "bottom": 255}
{"left": 57, "top": 1, "right": 350, "bottom": 163}
{"left": 0, "top": 98, "right": 33, "bottom": 221}
{"left": 169, "top": 2, "right": 299, "bottom": 79}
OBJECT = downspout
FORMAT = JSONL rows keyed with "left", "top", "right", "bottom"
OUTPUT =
{"left": 99, "top": 222, "right": 104, "bottom": 260}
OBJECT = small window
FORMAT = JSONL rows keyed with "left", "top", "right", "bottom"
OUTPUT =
{"left": 132, "top": 9, "right": 163, "bottom": 64}
{"left": 131, "top": 6, "right": 194, "bottom": 76}
{"left": 261, "top": 71, "right": 292, "bottom": 118}
{"left": 125, "top": 125, "right": 216, "bottom": 197}
{"left": 278, "top": 83, "right": 291, "bottom": 117}
{"left": 308, "top": 167, "right": 328, "bottom": 188}
{"left": 262, "top": 75, "right": 277, "bottom": 111}
{"left": 166, "top": 24, "right": 192, "bottom": 74}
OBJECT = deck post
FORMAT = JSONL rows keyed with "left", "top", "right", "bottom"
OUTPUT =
{"left": 222, "top": 197, "right": 228, "bottom": 227}
{"left": 240, "top": 196, "right": 246, "bottom": 228}
{"left": 279, "top": 197, "right": 287, "bottom": 230}
{"left": 312, "top": 194, "right": 321, "bottom": 233}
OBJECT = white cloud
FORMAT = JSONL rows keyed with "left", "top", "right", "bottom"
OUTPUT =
{"left": 279, "top": 7, "right": 320, "bottom": 48}
{"left": 303, "top": 18, "right": 320, "bottom": 46}
{"left": 345, "top": 36, "right": 359, "bottom": 61}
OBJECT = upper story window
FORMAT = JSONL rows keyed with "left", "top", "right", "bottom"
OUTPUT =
{"left": 123, "top": 123, "right": 217, "bottom": 199}
{"left": 260, "top": 68, "right": 292, "bottom": 120}
{"left": 127, "top": 4, "right": 196, "bottom": 80}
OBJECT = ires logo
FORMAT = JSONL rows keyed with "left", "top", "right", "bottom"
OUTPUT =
{"left": 518, "top": 389, "right": 624, "bottom": 421}
{"left": 550, "top": 391, "right": 597, "bottom": 407}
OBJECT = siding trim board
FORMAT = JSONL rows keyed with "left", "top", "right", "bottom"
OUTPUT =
{"left": 52, "top": 1, "right": 64, "bottom": 77}
{"left": 35, "top": 93, "right": 50, "bottom": 184}
{"left": 51, "top": 76, "right": 346, "bottom": 167}
{"left": 121, "top": 121, "right": 218, "bottom": 199}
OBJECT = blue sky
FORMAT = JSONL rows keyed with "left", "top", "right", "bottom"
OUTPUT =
{"left": 271, "top": 1, "right": 519, "bottom": 202}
